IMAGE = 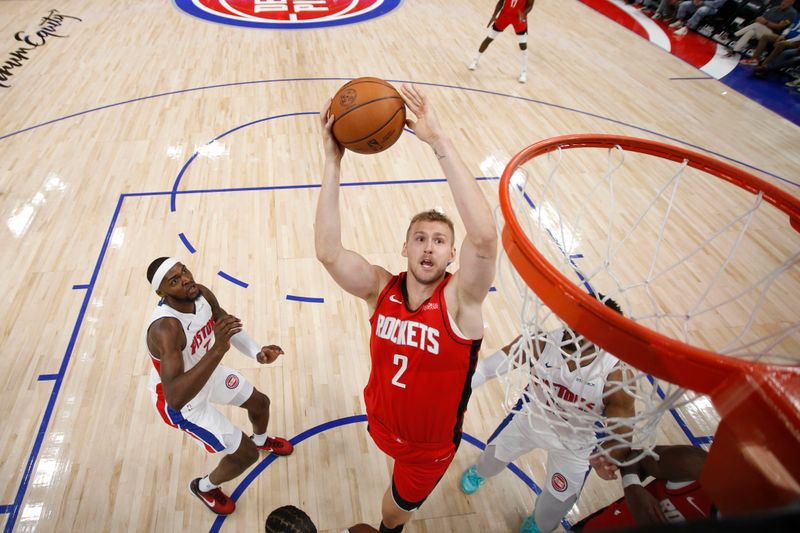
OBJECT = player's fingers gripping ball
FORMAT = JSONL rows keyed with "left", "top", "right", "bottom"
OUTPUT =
{"left": 330, "top": 77, "right": 406, "bottom": 154}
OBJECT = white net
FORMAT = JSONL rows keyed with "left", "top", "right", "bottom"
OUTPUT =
{"left": 495, "top": 139, "right": 800, "bottom": 465}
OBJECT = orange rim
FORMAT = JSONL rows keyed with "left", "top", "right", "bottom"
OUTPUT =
{"left": 498, "top": 134, "right": 800, "bottom": 395}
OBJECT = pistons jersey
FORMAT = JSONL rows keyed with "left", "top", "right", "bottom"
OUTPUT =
{"left": 366, "top": 272, "right": 481, "bottom": 446}
{"left": 527, "top": 328, "right": 620, "bottom": 447}
{"left": 146, "top": 295, "right": 217, "bottom": 408}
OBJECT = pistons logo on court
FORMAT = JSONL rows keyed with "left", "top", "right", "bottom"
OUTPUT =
{"left": 174, "top": 0, "right": 402, "bottom": 30}
{"left": 551, "top": 473, "right": 568, "bottom": 492}
{"left": 225, "top": 374, "right": 240, "bottom": 389}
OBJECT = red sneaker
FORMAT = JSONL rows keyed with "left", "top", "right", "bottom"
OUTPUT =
{"left": 253, "top": 436, "right": 294, "bottom": 456}
{"left": 189, "top": 478, "right": 236, "bottom": 515}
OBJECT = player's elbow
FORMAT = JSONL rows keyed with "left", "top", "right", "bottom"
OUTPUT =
{"left": 163, "top": 386, "right": 187, "bottom": 412}
{"left": 165, "top": 397, "right": 186, "bottom": 412}
{"left": 315, "top": 245, "right": 336, "bottom": 266}
{"left": 314, "top": 240, "right": 341, "bottom": 266}
{"left": 470, "top": 231, "right": 498, "bottom": 258}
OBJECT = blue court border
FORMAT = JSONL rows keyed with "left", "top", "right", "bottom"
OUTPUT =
{"left": 0, "top": 77, "right": 756, "bottom": 532}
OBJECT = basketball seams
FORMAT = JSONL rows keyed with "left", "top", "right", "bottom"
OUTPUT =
{"left": 339, "top": 106, "right": 405, "bottom": 145}
{"left": 332, "top": 96, "right": 405, "bottom": 127}
{"left": 330, "top": 76, "right": 406, "bottom": 154}
{"left": 333, "top": 101, "right": 405, "bottom": 143}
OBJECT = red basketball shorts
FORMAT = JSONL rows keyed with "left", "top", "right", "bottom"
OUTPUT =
{"left": 367, "top": 416, "right": 457, "bottom": 511}
{"left": 493, "top": 10, "right": 527, "bottom": 34}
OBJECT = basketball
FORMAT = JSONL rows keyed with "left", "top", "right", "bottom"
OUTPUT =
{"left": 330, "top": 77, "right": 406, "bottom": 154}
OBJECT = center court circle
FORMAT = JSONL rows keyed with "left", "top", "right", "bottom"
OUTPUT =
{"left": 174, "top": 0, "right": 403, "bottom": 29}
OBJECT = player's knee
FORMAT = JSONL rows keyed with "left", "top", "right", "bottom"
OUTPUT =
{"left": 260, "top": 392, "right": 271, "bottom": 412}
{"left": 236, "top": 438, "right": 260, "bottom": 465}
{"left": 519, "top": 43, "right": 528, "bottom": 51}
{"left": 250, "top": 390, "right": 270, "bottom": 413}
{"left": 517, "top": 33, "right": 528, "bottom": 46}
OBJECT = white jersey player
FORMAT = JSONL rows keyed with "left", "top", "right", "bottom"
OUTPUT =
{"left": 460, "top": 295, "right": 635, "bottom": 533}
{"left": 145, "top": 257, "right": 293, "bottom": 516}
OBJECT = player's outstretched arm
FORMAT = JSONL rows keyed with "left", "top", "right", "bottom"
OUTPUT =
{"left": 400, "top": 84, "right": 497, "bottom": 314}
{"left": 314, "top": 98, "right": 391, "bottom": 306}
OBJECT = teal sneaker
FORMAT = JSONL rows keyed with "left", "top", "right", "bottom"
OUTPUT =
{"left": 520, "top": 514, "right": 541, "bottom": 533}
{"left": 459, "top": 465, "right": 486, "bottom": 494}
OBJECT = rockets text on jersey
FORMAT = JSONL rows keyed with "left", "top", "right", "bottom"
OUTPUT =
{"left": 373, "top": 314, "right": 440, "bottom": 355}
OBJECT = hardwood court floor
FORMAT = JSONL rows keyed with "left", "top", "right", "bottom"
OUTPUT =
{"left": 1, "top": 1, "right": 798, "bottom": 532}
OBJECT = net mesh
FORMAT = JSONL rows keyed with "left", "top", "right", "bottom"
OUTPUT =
{"left": 494, "top": 140, "right": 800, "bottom": 465}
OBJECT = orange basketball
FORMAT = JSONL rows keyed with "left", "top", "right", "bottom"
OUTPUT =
{"left": 330, "top": 77, "right": 406, "bottom": 154}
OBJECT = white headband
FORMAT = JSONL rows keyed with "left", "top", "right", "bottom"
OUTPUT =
{"left": 151, "top": 257, "right": 180, "bottom": 292}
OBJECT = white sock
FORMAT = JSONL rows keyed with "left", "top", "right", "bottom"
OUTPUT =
{"left": 198, "top": 475, "right": 219, "bottom": 492}
{"left": 473, "top": 52, "right": 483, "bottom": 64}
{"left": 521, "top": 50, "right": 528, "bottom": 72}
{"left": 251, "top": 432, "right": 268, "bottom": 446}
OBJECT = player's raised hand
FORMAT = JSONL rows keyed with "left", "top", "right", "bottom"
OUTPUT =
{"left": 590, "top": 454, "right": 620, "bottom": 480}
{"left": 212, "top": 314, "right": 243, "bottom": 353}
{"left": 400, "top": 84, "right": 444, "bottom": 146}
{"left": 257, "top": 345, "right": 284, "bottom": 364}
{"left": 320, "top": 98, "right": 344, "bottom": 162}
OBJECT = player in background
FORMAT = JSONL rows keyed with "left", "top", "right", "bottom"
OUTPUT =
{"left": 468, "top": 0, "right": 536, "bottom": 83}
{"left": 460, "top": 296, "right": 636, "bottom": 533}
{"left": 145, "top": 257, "right": 293, "bottom": 516}
{"left": 573, "top": 445, "right": 713, "bottom": 530}
{"left": 315, "top": 84, "right": 497, "bottom": 533}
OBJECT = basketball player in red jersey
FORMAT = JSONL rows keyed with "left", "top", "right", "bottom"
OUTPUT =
{"left": 315, "top": 84, "right": 497, "bottom": 533}
{"left": 469, "top": 0, "right": 536, "bottom": 83}
{"left": 573, "top": 445, "right": 713, "bottom": 530}
{"left": 145, "top": 258, "right": 293, "bottom": 515}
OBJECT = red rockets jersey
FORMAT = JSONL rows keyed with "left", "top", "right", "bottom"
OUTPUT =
{"left": 501, "top": 0, "right": 526, "bottom": 16}
{"left": 576, "top": 479, "right": 713, "bottom": 530}
{"left": 366, "top": 272, "right": 481, "bottom": 447}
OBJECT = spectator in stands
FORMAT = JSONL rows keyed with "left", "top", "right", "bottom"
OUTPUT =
{"left": 628, "top": 0, "right": 661, "bottom": 12}
{"left": 725, "top": 0, "right": 798, "bottom": 60}
{"left": 669, "top": 0, "right": 728, "bottom": 35}
{"left": 746, "top": 29, "right": 800, "bottom": 64}
{"left": 753, "top": 34, "right": 800, "bottom": 75}
{"left": 648, "top": 0, "right": 682, "bottom": 21}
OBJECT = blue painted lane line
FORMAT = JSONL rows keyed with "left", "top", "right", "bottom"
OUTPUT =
{"left": 217, "top": 271, "right": 249, "bottom": 288}
{"left": 285, "top": 295, "right": 324, "bottom": 303}
{"left": 178, "top": 232, "right": 196, "bottom": 253}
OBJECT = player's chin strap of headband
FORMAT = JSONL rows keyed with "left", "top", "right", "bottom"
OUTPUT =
{"left": 151, "top": 257, "right": 180, "bottom": 292}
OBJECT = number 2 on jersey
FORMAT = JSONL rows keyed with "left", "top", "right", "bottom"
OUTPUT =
{"left": 392, "top": 353, "right": 408, "bottom": 389}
